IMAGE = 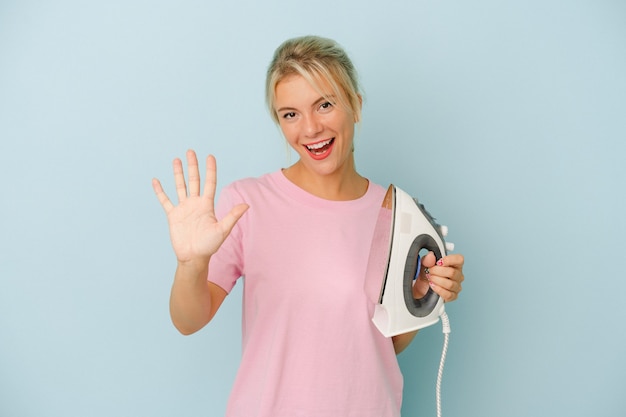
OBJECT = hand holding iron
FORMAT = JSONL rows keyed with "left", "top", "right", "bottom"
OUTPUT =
{"left": 419, "top": 252, "right": 465, "bottom": 302}
{"left": 152, "top": 150, "right": 249, "bottom": 266}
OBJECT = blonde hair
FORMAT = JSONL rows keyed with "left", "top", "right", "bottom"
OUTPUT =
{"left": 265, "top": 35, "right": 362, "bottom": 124}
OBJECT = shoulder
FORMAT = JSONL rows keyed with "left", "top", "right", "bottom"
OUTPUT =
{"left": 221, "top": 171, "right": 277, "bottom": 195}
{"left": 367, "top": 180, "right": 386, "bottom": 195}
{"left": 365, "top": 180, "right": 387, "bottom": 202}
{"left": 217, "top": 171, "right": 282, "bottom": 205}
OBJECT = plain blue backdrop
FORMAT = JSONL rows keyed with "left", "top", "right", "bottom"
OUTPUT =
{"left": 1, "top": 1, "right": 624, "bottom": 416}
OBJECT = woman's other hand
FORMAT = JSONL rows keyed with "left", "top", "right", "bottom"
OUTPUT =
{"left": 152, "top": 150, "right": 248, "bottom": 266}
{"left": 418, "top": 251, "right": 465, "bottom": 302}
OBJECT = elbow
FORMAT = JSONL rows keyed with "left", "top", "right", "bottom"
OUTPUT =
{"left": 176, "top": 327, "right": 197, "bottom": 336}
{"left": 171, "top": 319, "right": 204, "bottom": 336}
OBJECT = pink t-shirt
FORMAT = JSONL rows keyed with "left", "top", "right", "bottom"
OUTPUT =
{"left": 208, "top": 171, "right": 403, "bottom": 417}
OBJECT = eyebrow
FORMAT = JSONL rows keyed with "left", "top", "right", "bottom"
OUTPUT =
{"left": 276, "top": 95, "right": 336, "bottom": 114}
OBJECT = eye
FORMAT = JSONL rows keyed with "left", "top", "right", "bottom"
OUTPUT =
{"left": 282, "top": 111, "right": 297, "bottom": 119}
{"left": 319, "top": 101, "right": 333, "bottom": 112}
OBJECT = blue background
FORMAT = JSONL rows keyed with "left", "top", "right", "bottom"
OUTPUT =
{"left": 1, "top": 1, "right": 624, "bottom": 416}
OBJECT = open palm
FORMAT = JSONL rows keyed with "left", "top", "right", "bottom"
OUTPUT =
{"left": 152, "top": 150, "right": 248, "bottom": 264}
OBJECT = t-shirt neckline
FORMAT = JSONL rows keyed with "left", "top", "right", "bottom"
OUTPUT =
{"left": 270, "top": 170, "right": 381, "bottom": 211}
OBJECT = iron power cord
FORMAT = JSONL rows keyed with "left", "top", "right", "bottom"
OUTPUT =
{"left": 436, "top": 311, "right": 451, "bottom": 417}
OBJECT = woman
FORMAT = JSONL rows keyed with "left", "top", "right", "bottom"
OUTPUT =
{"left": 152, "top": 35, "right": 464, "bottom": 417}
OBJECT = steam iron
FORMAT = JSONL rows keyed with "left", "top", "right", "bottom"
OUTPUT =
{"left": 365, "top": 185, "right": 453, "bottom": 337}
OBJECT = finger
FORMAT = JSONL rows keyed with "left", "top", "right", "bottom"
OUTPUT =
{"left": 152, "top": 178, "right": 175, "bottom": 213}
{"left": 429, "top": 275, "right": 462, "bottom": 302}
{"left": 429, "top": 271, "right": 462, "bottom": 291}
{"left": 417, "top": 251, "right": 435, "bottom": 282}
{"left": 203, "top": 154, "right": 217, "bottom": 202}
{"left": 428, "top": 265, "right": 457, "bottom": 280}
{"left": 432, "top": 254, "right": 465, "bottom": 284}
{"left": 429, "top": 270, "right": 464, "bottom": 295}
{"left": 438, "top": 253, "right": 465, "bottom": 268}
{"left": 173, "top": 157, "right": 188, "bottom": 203}
{"left": 429, "top": 280, "right": 459, "bottom": 302}
{"left": 186, "top": 150, "right": 201, "bottom": 197}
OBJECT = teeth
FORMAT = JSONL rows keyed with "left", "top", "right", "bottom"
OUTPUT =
{"left": 306, "top": 139, "right": 332, "bottom": 150}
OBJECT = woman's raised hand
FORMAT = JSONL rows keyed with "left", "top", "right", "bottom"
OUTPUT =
{"left": 152, "top": 150, "right": 248, "bottom": 266}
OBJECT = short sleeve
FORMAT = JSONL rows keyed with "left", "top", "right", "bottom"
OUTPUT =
{"left": 207, "top": 184, "right": 245, "bottom": 293}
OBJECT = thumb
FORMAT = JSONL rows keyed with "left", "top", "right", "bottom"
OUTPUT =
{"left": 219, "top": 203, "right": 249, "bottom": 236}
{"left": 421, "top": 251, "right": 437, "bottom": 268}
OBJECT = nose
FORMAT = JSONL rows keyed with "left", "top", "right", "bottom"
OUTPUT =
{"left": 303, "top": 113, "right": 323, "bottom": 138}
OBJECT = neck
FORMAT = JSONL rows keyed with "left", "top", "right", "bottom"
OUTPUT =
{"left": 282, "top": 159, "right": 369, "bottom": 201}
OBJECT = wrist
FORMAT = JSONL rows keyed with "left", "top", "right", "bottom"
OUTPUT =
{"left": 176, "top": 257, "right": 210, "bottom": 276}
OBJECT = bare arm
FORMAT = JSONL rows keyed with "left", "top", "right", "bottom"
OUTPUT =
{"left": 392, "top": 252, "right": 465, "bottom": 354}
{"left": 153, "top": 150, "right": 248, "bottom": 335}
{"left": 392, "top": 330, "right": 419, "bottom": 354}
{"left": 169, "top": 260, "right": 228, "bottom": 335}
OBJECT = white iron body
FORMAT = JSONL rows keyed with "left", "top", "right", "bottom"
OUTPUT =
{"left": 366, "top": 185, "right": 450, "bottom": 338}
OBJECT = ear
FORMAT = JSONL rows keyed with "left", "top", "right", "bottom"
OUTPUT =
{"left": 354, "top": 94, "right": 363, "bottom": 123}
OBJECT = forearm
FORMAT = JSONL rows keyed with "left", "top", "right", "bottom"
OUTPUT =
{"left": 169, "top": 260, "right": 214, "bottom": 335}
{"left": 391, "top": 277, "right": 427, "bottom": 353}
{"left": 392, "top": 330, "right": 419, "bottom": 354}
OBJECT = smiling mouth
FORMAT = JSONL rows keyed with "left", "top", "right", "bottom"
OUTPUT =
{"left": 305, "top": 138, "right": 334, "bottom": 156}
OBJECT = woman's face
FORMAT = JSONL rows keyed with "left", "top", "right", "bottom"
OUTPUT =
{"left": 274, "top": 74, "right": 358, "bottom": 179}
